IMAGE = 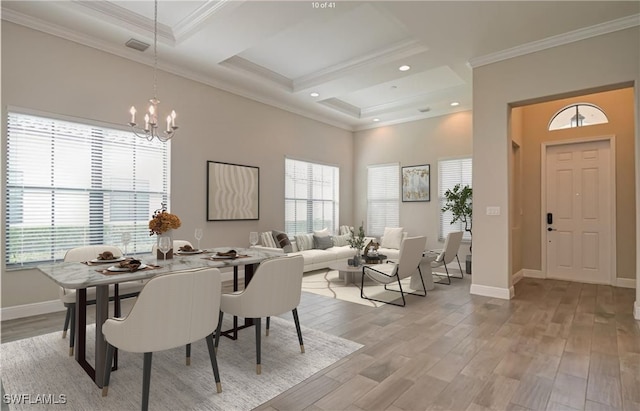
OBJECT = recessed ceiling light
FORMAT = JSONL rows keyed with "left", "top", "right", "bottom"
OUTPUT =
{"left": 398, "top": 65, "right": 411, "bottom": 71}
{"left": 373, "top": 118, "right": 380, "bottom": 122}
{"left": 450, "top": 102, "right": 460, "bottom": 107}
{"left": 310, "top": 92, "right": 320, "bottom": 97}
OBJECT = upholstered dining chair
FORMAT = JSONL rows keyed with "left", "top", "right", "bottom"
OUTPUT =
{"left": 101, "top": 268, "right": 223, "bottom": 411}
{"left": 214, "top": 254, "right": 305, "bottom": 375}
{"left": 361, "top": 236, "right": 427, "bottom": 307}
{"left": 431, "top": 231, "right": 464, "bottom": 285}
{"left": 61, "top": 245, "right": 145, "bottom": 356}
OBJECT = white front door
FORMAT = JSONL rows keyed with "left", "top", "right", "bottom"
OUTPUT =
{"left": 545, "top": 139, "right": 613, "bottom": 284}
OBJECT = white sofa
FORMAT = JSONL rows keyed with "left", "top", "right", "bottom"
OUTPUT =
{"left": 253, "top": 230, "right": 406, "bottom": 272}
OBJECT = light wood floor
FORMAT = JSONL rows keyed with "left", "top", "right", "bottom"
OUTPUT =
{"left": 2, "top": 274, "right": 639, "bottom": 411}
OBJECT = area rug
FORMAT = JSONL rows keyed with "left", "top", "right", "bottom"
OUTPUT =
{"left": 301, "top": 268, "right": 422, "bottom": 307}
{"left": 0, "top": 316, "right": 362, "bottom": 410}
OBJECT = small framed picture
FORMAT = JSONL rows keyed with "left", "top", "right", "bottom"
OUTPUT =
{"left": 402, "top": 164, "right": 430, "bottom": 202}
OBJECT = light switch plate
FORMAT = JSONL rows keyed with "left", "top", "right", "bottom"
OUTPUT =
{"left": 486, "top": 206, "right": 501, "bottom": 216}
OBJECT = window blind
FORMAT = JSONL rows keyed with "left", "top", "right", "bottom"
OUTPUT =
{"left": 367, "top": 163, "right": 399, "bottom": 237}
{"left": 438, "top": 157, "right": 472, "bottom": 241}
{"left": 5, "top": 111, "right": 170, "bottom": 266}
{"left": 284, "top": 158, "right": 339, "bottom": 235}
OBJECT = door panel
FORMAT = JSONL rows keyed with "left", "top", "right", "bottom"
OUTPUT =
{"left": 545, "top": 139, "right": 611, "bottom": 284}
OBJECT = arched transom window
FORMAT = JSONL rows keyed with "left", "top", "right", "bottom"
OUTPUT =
{"left": 548, "top": 103, "right": 608, "bottom": 131}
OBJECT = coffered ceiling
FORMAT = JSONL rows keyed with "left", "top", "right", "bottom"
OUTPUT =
{"left": 2, "top": 1, "right": 639, "bottom": 131}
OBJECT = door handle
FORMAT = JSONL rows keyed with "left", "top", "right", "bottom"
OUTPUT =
{"left": 547, "top": 227, "right": 556, "bottom": 231}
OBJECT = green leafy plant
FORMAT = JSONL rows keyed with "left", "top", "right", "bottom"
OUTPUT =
{"left": 346, "top": 223, "right": 366, "bottom": 251}
{"left": 442, "top": 184, "right": 472, "bottom": 245}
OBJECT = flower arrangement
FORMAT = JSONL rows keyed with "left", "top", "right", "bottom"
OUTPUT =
{"left": 346, "top": 223, "right": 366, "bottom": 251}
{"left": 148, "top": 204, "right": 181, "bottom": 235}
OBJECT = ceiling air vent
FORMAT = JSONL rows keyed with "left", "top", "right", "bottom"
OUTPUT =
{"left": 125, "top": 38, "right": 150, "bottom": 52}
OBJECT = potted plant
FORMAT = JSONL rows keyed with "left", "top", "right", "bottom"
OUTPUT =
{"left": 441, "top": 184, "right": 472, "bottom": 273}
{"left": 346, "top": 223, "right": 366, "bottom": 266}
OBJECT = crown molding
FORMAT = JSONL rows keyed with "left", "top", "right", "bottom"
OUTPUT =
{"left": 72, "top": 1, "right": 175, "bottom": 45}
{"left": 318, "top": 99, "right": 362, "bottom": 118}
{"left": 469, "top": 13, "right": 640, "bottom": 68}
{"left": 172, "top": 0, "right": 240, "bottom": 43}
{"left": 293, "top": 39, "right": 428, "bottom": 92}
{"left": 220, "top": 56, "right": 293, "bottom": 91}
{"left": 354, "top": 107, "right": 471, "bottom": 132}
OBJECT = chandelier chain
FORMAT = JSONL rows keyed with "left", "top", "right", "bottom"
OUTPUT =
{"left": 153, "top": 0, "right": 158, "bottom": 100}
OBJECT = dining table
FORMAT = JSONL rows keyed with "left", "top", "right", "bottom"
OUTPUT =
{"left": 37, "top": 247, "right": 280, "bottom": 388}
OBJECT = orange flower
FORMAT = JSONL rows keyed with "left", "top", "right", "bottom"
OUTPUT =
{"left": 149, "top": 211, "right": 181, "bottom": 235}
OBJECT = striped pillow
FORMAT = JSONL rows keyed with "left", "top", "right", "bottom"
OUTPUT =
{"left": 294, "top": 233, "right": 314, "bottom": 251}
{"left": 332, "top": 234, "right": 350, "bottom": 247}
{"left": 260, "top": 231, "right": 278, "bottom": 248}
{"left": 339, "top": 225, "right": 352, "bottom": 235}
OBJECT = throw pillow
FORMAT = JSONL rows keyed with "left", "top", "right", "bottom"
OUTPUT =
{"left": 332, "top": 233, "right": 350, "bottom": 247}
{"left": 314, "top": 235, "right": 333, "bottom": 250}
{"left": 339, "top": 225, "right": 352, "bottom": 235}
{"left": 272, "top": 230, "right": 293, "bottom": 253}
{"left": 294, "top": 233, "right": 314, "bottom": 251}
{"left": 313, "top": 228, "right": 330, "bottom": 238}
{"left": 380, "top": 227, "right": 404, "bottom": 249}
{"left": 260, "top": 231, "right": 278, "bottom": 248}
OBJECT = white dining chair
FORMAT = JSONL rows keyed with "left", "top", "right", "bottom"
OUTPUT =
{"left": 431, "top": 231, "right": 464, "bottom": 285}
{"left": 61, "top": 245, "right": 145, "bottom": 356}
{"left": 361, "top": 236, "right": 427, "bottom": 307}
{"left": 101, "top": 268, "right": 223, "bottom": 411}
{"left": 214, "top": 254, "right": 305, "bottom": 374}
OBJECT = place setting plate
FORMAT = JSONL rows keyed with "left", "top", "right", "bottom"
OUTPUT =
{"left": 175, "top": 250, "right": 203, "bottom": 255}
{"left": 107, "top": 263, "right": 148, "bottom": 272}
{"left": 90, "top": 257, "right": 125, "bottom": 263}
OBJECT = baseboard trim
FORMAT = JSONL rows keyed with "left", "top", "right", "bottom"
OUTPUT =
{"left": 616, "top": 277, "right": 636, "bottom": 289}
{"left": 2, "top": 300, "right": 65, "bottom": 321}
{"left": 523, "top": 269, "right": 545, "bottom": 279}
{"left": 470, "top": 284, "right": 513, "bottom": 300}
{"left": 635, "top": 301, "right": 640, "bottom": 321}
{"left": 512, "top": 270, "right": 524, "bottom": 284}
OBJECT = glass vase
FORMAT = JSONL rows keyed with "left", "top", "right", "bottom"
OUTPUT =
{"left": 353, "top": 250, "right": 361, "bottom": 267}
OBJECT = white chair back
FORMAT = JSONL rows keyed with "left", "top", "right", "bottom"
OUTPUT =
{"left": 396, "top": 236, "right": 427, "bottom": 280}
{"left": 102, "top": 268, "right": 222, "bottom": 353}
{"left": 231, "top": 255, "right": 304, "bottom": 318}
{"left": 64, "top": 245, "right": 123, "bottom": 262}
{"left": 437, "top": 231, "right": 463, "bottom": 264}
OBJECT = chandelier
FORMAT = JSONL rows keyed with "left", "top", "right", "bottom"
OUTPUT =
{"left": 128, "top": 0, "right": 177, "bottom": 142}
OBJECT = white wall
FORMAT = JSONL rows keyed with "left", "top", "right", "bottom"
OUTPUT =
{"left": 1, "top": 22, "right": 354, "bottom": 308}
{"left": 353, "top": 111, "right": 473, "bottom": 252}
{"left": 472, "top": 27, "right": 639, "bottom": 301}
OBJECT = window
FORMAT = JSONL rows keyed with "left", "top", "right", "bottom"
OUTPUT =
{"left": 548, "top": 103, "right": 608, "bottom": 130}
{"left": 438, "top": 157, "right": 472, "bottom": 241}
{"left": 367, "top": 163, "right": 399, "bottom": 237}
{"left": 284, "top": 158, "right": 339, "bottom": 235}
{"left": 5, "top": 110, "right": 170, "bottom": 267}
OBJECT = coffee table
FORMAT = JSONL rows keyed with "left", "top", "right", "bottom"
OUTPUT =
{"left": 328, "top": 261, "right": 366, "bottom": 285}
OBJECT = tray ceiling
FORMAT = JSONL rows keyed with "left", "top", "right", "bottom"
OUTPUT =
{"left": 2, "top": 1, "right": 638, "bottom": 131}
